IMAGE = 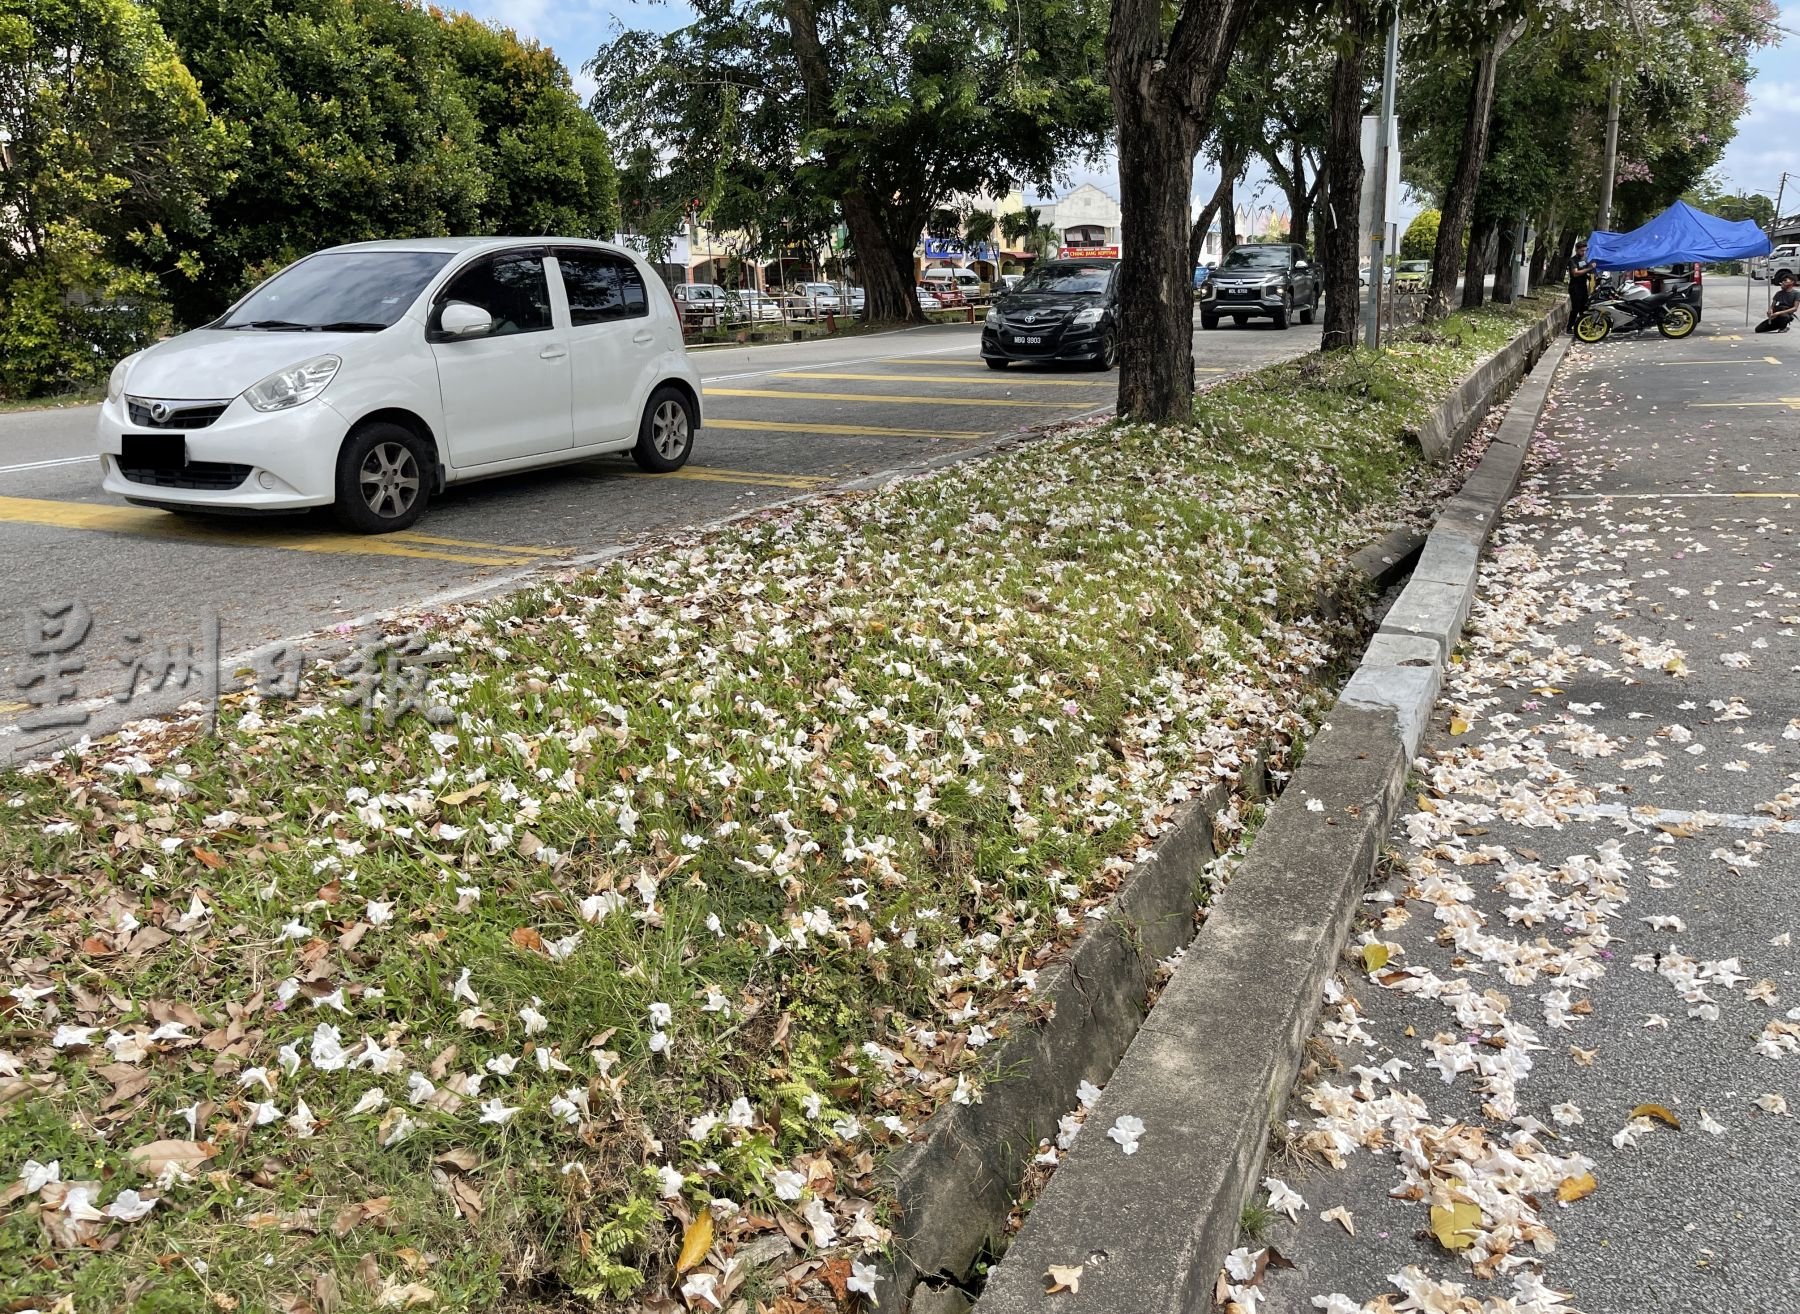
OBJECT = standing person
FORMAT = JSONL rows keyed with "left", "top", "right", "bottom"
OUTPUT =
{"left": 1756, "top": 273, "right": 1799, "bottom": 333}
{"left": 1568, "top": 240, "right": 1597, "bottom": 334}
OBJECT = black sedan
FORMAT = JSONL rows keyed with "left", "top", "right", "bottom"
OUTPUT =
{"left": 981, "top": 259, "right": 1119, "bottom": 370}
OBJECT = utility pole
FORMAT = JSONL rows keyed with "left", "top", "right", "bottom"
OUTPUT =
{"left": 1361, "top": 5, "right": 1400, "bottom": 348}
{"left": 1597, "top": 74, "right": 1622, "bottom": 231}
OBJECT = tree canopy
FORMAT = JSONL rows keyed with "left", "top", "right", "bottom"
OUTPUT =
{"left": 591, "top": 0, "right": 1111, "bottom": 322}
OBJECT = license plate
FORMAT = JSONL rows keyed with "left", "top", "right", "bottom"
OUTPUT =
{"left": 1015, "top": 335, "right": 1042, "bottom": 344}
{"left": 121, "top": 434, "right": 186, "bottom": 470}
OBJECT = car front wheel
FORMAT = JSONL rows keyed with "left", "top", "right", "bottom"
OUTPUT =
{"left": 334, "top": 422, "right": 431, "bottom": 534}
{"left": 631, "top": 386, "right": 696, "bottom": 472}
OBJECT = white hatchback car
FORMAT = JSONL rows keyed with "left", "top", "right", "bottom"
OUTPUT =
{"left": 98, "top": 238, "right": 703, "bottom": 533}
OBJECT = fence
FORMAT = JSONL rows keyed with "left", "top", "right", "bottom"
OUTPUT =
{"left": 675, "top": 290, "right": 995, "bottom": 342}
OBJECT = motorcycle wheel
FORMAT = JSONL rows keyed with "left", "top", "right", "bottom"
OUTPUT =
{"left": 1574, "top": 310, "right": 1611, "bottom": 343}
{"left": 1658, "top": 305, "right": 1697, "bottom": 339}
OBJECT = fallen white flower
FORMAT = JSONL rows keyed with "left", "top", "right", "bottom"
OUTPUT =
{"left": 19, "top": 1160, "right": 59, "bottom": 1195}
{"left": 802, "top": 1197, "right": 837, "bottom": 1247}
{"left": 477, "top": 1098, "right": 520, "bottom": 1125}
{"left": 102, "top": 1188, "right": 157, "bottom": 1221}
{"left": 1264, "top": 1176, "right": 1307, "bottom": 1221}
{"left": 1107, "top": 1114, "right": 1145, "bottom": 1155}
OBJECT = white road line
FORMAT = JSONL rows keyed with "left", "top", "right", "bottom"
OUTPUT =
{"left": 1563, "top": 801, "right": 1800, "bottom": 836}
{"left": 0, "top": 454, "right": 97, "bottom": 475}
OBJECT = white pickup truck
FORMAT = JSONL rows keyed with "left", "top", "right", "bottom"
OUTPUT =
{"left": 1751, "top": 243, "right": 1799, "bottom": 282}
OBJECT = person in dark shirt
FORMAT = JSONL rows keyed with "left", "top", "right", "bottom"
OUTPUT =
{"left": 1568, "top": 241, "right": 1597, "bottom": 334}
{"left": 1757, "top": 274, "right": 1798, "bottom": 333}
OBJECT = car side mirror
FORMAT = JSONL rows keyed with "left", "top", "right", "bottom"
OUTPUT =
{"left": 1294, "top": 261, "right": 1311, "bottom": 271}
{"left": 438, "top": 301, "right": 493, "bottom": 340}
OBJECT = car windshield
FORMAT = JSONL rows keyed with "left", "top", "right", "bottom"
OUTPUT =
{"left": 1016, "top": 264, "right": 1111, "bottom": 294}
{"left": 1399, "top": 262, "right": 1428, "bottom": 273}
{"left": 1218, "top": 248, "right": 1291, "bottom": 272}
{"left": 215, "top": 250, "right": 453, "bottom": 330}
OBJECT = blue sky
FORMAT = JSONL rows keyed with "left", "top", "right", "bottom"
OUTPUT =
{"left": 457, "top": 0, "right": 1800, "bottom": 225}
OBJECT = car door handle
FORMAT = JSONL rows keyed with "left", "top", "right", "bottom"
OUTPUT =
{"left": 539, "top": 345, "right": 568, "bottom": 361}
{"left": 632, "top": 330, "right": 655, "bottom": 344}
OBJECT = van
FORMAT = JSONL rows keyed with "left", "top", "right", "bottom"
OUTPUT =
{"left": 923, "top": 266, "right": 983, "bottom": 295}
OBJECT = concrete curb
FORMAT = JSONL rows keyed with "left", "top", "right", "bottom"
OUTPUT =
{"left": 972, "top": 304, "right": 1570, "bottom": 1314}
{"left": 1414, "top": 300, "right": 1568, "bottom": 461}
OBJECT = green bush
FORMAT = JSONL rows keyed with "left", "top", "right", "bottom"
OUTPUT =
{"left": 0, "top": 227, "right": 171, "bottom": 400}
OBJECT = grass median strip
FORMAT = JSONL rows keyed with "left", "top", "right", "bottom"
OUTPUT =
{"left": 0, "top": 302, "right": 1543, "bottom": 1313}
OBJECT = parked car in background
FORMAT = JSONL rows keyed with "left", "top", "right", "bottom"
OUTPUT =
{"left": 929, "top": 283, "right": 969, "bottom": 308}
{"left": 1393, "top": 260, "right": 1430, "bottom": 287}
{"left": 1750, "top": 243, "right": 1798, "bottom": 281}
{"left": 981, "top": 257, "right": 1120, "bottom": 370}
{"left": 1194, "top": 264, "right": 1213, "bottom": 288}
{"left": 726, "top": 289, "right": 783, "bottom": 323}
{"left": 923, "top": 266, "right": 983, "bottom": 297}
{"left": 1198, "top": 243, "right": 1320, "bottom": 329}
{"left": 915, "top": 286, "right": 944, "bottom": 311}
{"left": 672, "top": 282, "right": 731, "bottom": 327}
{"left": 785, "top": 282, "right": 843, "bottom": 320}
{"left": 97, "top": 238, "right": 702, "bottom": 533}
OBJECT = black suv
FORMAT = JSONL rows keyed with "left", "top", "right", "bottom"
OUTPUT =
{"left": 981, "top": 258, "right": 1119, "bottom": 369}
{"left": 1199, "top": 243, "right": 1319, "bottom": 330}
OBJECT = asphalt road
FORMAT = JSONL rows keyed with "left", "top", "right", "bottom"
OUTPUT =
{"left": 1256, "top": 293, "right": 1800, "bottom": 1311}
{"left": 0, "top": 315, "right": 1307, "bottom": 762}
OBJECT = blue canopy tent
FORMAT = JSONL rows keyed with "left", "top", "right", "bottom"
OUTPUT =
{"left": 1586, "top": 199, "right": 1770, "bottom": 271}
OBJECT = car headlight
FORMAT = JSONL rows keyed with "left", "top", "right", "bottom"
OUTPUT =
{"left": 1071, "top": 306, "right": 1105, "bottom": 327}
{"left": 244, "top": 355, "right": 341, "bottom": 412}
{"left": 985, "top": 306, "right": 1000, "bottom": 324}
{"left": 107, "top": 355, "right": 137, "bottom": 404}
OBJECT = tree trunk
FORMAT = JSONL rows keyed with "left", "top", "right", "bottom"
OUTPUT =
{"left": 1114, "top": 104, "right": 1202, "bottom": 416}
{"left": 1528, "top": 209, "right": 1554, "bottom": 287}
{"left": 1461, "top": 217, "right": 1494, "bottom": 309}
{"left": 1285, "top": 140, "right": 1310, "bottom": 251}
{"left": 1108, "top": 0, "right": 1256, "bottom": 422}
{"left": 1426, "top": 40, "right": 1505, "bottom": 320}
{"left": 783, "top": 0, "right": 922, "bottom": 324}
{"left": 1491, "top": 221, "right": 1516, "bottom": 304}
{"left": 1189, "top": 147, "right": 1242, "bottom": 271}
{"left": 1319, "top": 3, "right": 1372, "bottom": 353}
{"left": 1220, "top": 177, "right": 1239, "bottom": 254}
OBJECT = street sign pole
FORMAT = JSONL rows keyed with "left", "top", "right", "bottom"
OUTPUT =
{"left": 1361, "top": 7, "right": 1400, "bottom": 348}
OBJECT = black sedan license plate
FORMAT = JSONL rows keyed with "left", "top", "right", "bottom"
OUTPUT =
{"left": 121, "top": 434, "right": 186, "bottom": 470}
{"left": 1013, "top": 334, "right": 1042, "bottom": 344}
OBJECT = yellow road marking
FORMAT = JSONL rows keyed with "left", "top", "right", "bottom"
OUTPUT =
{"left": 880, "top": 356, "right": 1232, "bottom": 375}
{"left": 388, "top": 531, "right": 566, "bottom": 557}
{"left": 778, "top": 371, "right": 1110, "bottom": 388}
{"left": 626, "top": 467, "right": 829, "bottom": 489}
{"left": 706, "top": 419, "right": 984, "bottom": 440}
{"left": 0, "top": 495, "right": 541, "bottom": 565}
{"left": 1769, "top": 356, "right": 1784, "bottom": 364}
{"left": 704, "top": 387, "right": 1080, "bottom": 409}
{"left": 0, "top": 701, "right": 28, "bottom": 715}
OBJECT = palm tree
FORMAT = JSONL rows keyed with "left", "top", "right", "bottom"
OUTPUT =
{"left": 1001, "top": 205, "right": 1041, "bottom": 249}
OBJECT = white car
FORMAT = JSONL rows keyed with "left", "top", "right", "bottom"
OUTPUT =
{"left": 98, "top": 238, "right": 703, "bottom": 533}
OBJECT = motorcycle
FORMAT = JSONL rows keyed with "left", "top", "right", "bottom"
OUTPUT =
{"left": 1574, "top": 275, "right": 1697, "bottom": 343}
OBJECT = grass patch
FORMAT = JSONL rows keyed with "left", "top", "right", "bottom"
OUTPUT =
{"left": 0, "top": 303, "right": 1540, "bottom": 1311}
{"left": 0, "top": 385, "right": 104, "bottom": 414}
